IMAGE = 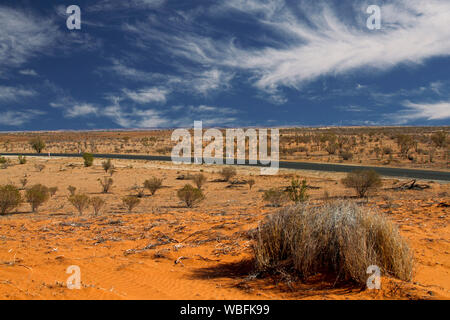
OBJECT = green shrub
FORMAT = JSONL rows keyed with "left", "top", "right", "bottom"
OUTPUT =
{"left": 253, "top": 201, "right": 413, "bottom": 286}
{"left": 177, "top": 184, "right": 205, "bottom": 208}
{"left": 83, "top": 153, "right": 94, "bottom": 167}
{"left": 29, "top": 137, "right": 45, "bottom": 153}
{"left": 286, "top": 178, "right": 308, "bottom": 203}
{"left": 0, "top": 185, "right": 22, "bottom": 215}
{"left": 342, "top": 170, "right": 382, "bottom": 198}
{"left": 25, "top": 184, "right": 50, "bottom": 212}
{"left": 68, "top": 194, "right": 90, "bottom": 215}
{"left": 18, "top": 155, "right": 26, "bottom": 164}
{"left": 144, "top": 177, "right": 163, "bottom": 195}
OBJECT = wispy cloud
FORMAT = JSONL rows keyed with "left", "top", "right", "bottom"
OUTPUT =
{"left": 123, "top": 87, "right": 169, "bottom": 104}
{"left": 0, "top": 86, "right": 36, "bottom": 102}
{"left": 65, "top": 104, "right": 99, "bottom": 118}
{"left": 0, "top": 110, "right": 45, "bottom": 126}
{"left": 389, "top": 101, "right": 450, "bottom": 124}
{"left": 19, "top": 69, "right": 38, "bottom": 77}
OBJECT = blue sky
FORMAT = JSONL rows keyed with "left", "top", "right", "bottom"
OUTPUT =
{"left": 0, "top": 0, "right": 449, "bottom": 131}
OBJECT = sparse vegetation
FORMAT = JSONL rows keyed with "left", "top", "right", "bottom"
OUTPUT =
{"left": 122, "top": 196, "right": 140, "bottom": 213}
{"left": 286, "top": 177, "right": 309, "bottom": 203}
{"left": 431, "top": 131, "right": 447, "bottom": 148}
{"left": 20, "top": 178, "right": 28, "bottom": 190}
{"left": 102, "top": 159, "right": 114, "bottom": 173}
{"left": 247, "top": 178, "right": 255, "bottom": 190}
{"left": 253, "top": 201, "right": 413, "bottom": 286}
{"left": 0, "top": 185, "right": 22, "bottom": 215}
{"left": 342, "top": 170, "right": 382, "bottom": 198}
{"left": 49, "top": 187, "right": 58, "bottom": 197}
{"left": 192, "top": 173, "right": 207, "bottom": 190}
{"left": 83, "top": 153, "right": 94, "bottom": 167}
{"left": 35, "top": 164, "right": 45, "bottom": 172}
{"left": 68, "top": 194, "right": 90, "bottom": 215}
{"left": 220, "top": 167, "right": 237, "bottom": 182}
{"left": 25, "top": 184, "right": 50, "bottom": 212}
{"left": 144, "top": 177, "right": 163, "bottom": 195}
{"left": 18, "top": 155, "right": 26, "bottom": 164}
{"left": 67, "top": 185, "right": 77, "bottom": 196}
{"left": 29, "top": 137, "right": 45, "bottom": 153}
{"left": 90, "top": 197, "right": 106, "bottom": 216}
{"left": 263, "top": 188, "right": 288, "bottom": 207}
{"left": 99, "top": 177, "right": 113, "bottom": 193}
{"left": 177, "top": 184, "right": 205, "bottom": 208}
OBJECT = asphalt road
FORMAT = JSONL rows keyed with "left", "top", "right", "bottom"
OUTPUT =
{"left": 3, "top": 153, "right": 450, "bottom": 182}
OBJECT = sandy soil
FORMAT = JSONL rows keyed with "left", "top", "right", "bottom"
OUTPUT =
{"left": 0, "top": 156, "right": 448, "bottom": 300}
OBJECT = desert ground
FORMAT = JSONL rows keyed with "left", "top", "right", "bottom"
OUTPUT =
{"left": 0, "top": 153, "right": 448, "bottom": 300}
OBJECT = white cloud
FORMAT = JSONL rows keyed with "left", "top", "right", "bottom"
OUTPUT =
{"left": 0, "top": 110, "right": 45, "bottom": 126}
{"left": 123, "top": 87, "right": 169, "bottom": 104}
{"left": 390, "top": 101, "right": 450, "bottom": 124}
{"left": 0, "top": 6, "right": 57, "bottom": 73}
{"left": 124, "top": 0, "right": 450, "bottom": 97}
{"left": 19, "top": 69, "right": 38, "bottom": 77}
{"left": 65, "top": 104, "right": 99, "bottom": 118}
{"left": 0, "top": 86, "right": 36, "bottom": 102}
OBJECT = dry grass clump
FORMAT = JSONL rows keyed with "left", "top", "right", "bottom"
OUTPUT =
{"left": 253, "top": 201, "right": 413, "bottom": 286}
{"left": 192, "top": 173, "right": 207, "bottom": 190}
{"left": 90, "top": 197, "right": 105, "bottom": 216}
{"left": 263, "top": 188, "right": 288, "bottom": 207}
{"left": 99, "top": 177, "right": 114, "bottom": 193}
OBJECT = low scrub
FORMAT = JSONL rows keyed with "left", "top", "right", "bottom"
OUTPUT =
{"left": 342, "top": 169, "right": 382, "bottom": 198}
{"left": 0, "top": 185, "right": 22, "bottom": 215}
{"left": 122, "top": 196, "right": 140, "bottom": 213}
{"left": 144, "top": 177, "right": 163, "bottom": 195}
{"left": 68, "top": 194, "right": 90, "bottom": 215}
{"left": 99, "top": 177, "right": 113, "bottom": 193}
{"left": 253, "top": 201, "right": 413, "bottom": 286}
{"left": 220, "top": 167, "right": 237, "bottom": 182}
{"left": 83, "top": 153, "right": 94, "bottom": 167}
{"left": 263, "top": 188, "right": 288, "bottom": 207}
{"left": 177, "top": 184, "right": 204, "bottom": 208}
{"left": 192, "top": 174, "right": 207, "bottom": 190}
{"left": 286, "top": 177, "right": 308, "bottom": 203}
{"left": 26, "top": 184, "right": 50, "bottom": 212}
{"left": 90, "top": 197, "right": 106, "bottom": 216}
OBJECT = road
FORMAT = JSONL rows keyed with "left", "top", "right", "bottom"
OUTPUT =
{"left": 3, "top": 153, "right": 450, "bottom": 182}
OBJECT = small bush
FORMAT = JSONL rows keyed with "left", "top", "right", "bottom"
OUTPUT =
{"left": 67, "top": 185, "right": 77, "bottom": 196}
{"left": 144, "top": 177, "right": 163, "bottom": 195}
{"left": 253, "top": 201, "right": 413, "bottom": 286}
{"left": 342, "top": 170, "right": 382, "bottom": 198}
{"left": 102, "top": 159, "right": 113, "bottom": 173}
{"left": 177, "top": 184, "right": 205, "bottom": 208}
{"left": 18, "top": 155, "right": 26, "bottom": 164}
{"left": 49, "top": 187, "right": 58, "bottom": 197}
{"left": 25, "top": 184, "right": 50, "bottom": 212}
{"left": 29, "top": 137, "right": 45, "bottom": 153}
{"left": 99, "top": 177, "right": 113, "bottom": 193}
{"left": 83, "top": 153, "right": 94, "bottom": 167}
{"left": 192, "top": 174, "right": 207, "bottom": 190}
{"left": 431, "top": 131, "right": 447, "bottom": 148}
{"left": 339, "top": 150, "right": 353, "bottom": 161}
{"left": 0, "top": 185, "right": 22, "bottom": 215}
{"left": 122, "top": 196, "right": 140, "bottom": 213}
{"left": 90, "top": 197, "right": 106, "bottom": 216}
{"left": 132, "top": 184, "right": 146, "bottom": 198}
{"left": 68, "top": 194, "right": 90, "bottom": 215}
{"left": 247, "top": 179, "right": 255, "bottom": 190}
{"left": 220, "top": 167, "right": 237, "bottom": 182}
{"left": 263, "top": 188, "right": 288, "bottom": 207}
{"left": 286, "top": 178, "right": 308, "bottom": 203}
